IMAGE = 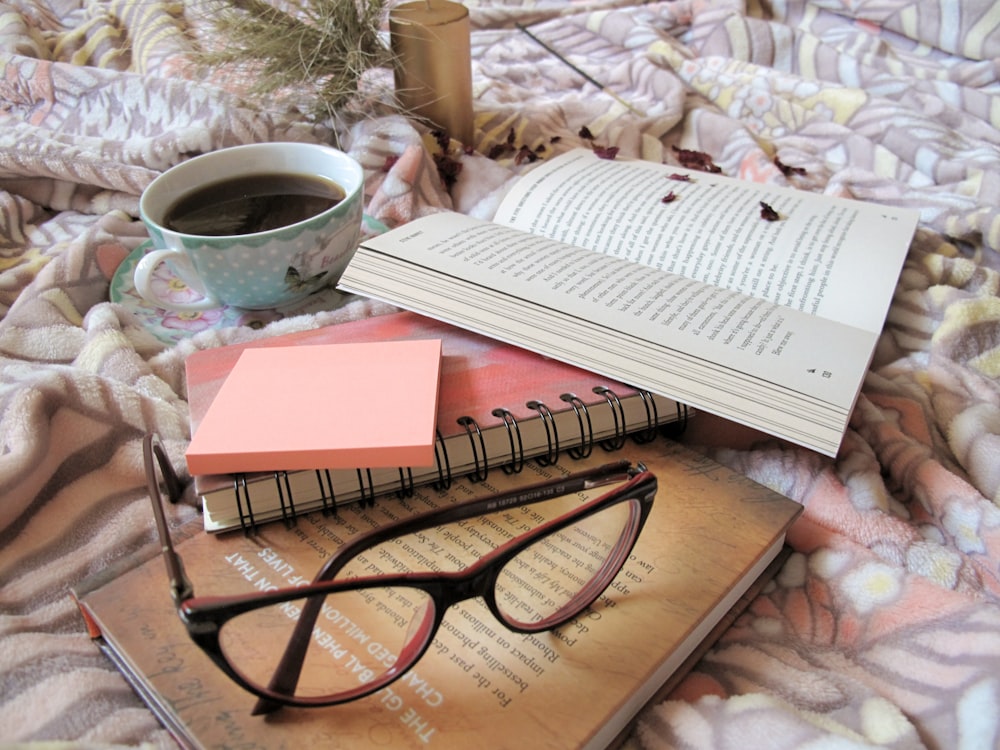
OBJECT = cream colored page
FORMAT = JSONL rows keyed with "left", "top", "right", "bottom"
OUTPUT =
{"left": 353, "top": 212, "right": 870, "bottom": 409}
{"left": 344, "top": 212, "right": 879, "bottom": 454}
{"left": 493, "top": 149, "right": 917, "bottom": 334}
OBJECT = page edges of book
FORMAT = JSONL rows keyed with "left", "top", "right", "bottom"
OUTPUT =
{"left": 339, "top": 245, "right": 851, "bottom": 456}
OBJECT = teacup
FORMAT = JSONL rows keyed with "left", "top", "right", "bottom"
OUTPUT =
{"left": 136, "top": 142, "right": 364, "bottom": 311}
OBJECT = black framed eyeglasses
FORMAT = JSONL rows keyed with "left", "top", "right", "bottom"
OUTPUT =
{"left": 144, "top": 433, "right": 657, "bottom": 714}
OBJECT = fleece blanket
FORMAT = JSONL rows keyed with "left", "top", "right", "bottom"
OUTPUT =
{"left": 3, "top": 1, "right": 1000, "bottom": 748}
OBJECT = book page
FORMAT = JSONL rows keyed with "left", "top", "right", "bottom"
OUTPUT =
{"left": 493, "top": 149, "right": 917, "bottom": 334}
{"left": 343, "top": 212, "right": 876, "bottom": 455}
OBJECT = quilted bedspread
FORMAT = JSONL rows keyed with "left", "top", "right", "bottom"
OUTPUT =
{"left": 3, "top": 1, "right": 1000, "bottom": 748}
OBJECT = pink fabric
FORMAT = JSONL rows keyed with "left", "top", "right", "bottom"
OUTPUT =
{"left": 2, "top": 1, "right": 999, "bottom": 748}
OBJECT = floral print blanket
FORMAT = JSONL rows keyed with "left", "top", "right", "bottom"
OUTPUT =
{"left": 2, "top": 1, "right": 1000, "bottom": 749}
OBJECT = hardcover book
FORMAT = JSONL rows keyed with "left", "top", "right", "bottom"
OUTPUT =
{"left": 75, "top": 439, "right": 801, "bottom": 750}
{"left": 186, "top": 311, "right": 689, "bottom": 533}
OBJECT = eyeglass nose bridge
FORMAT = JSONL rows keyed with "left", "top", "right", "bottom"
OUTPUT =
{"left": 434, "top": 560, "right": 505, "bottom": 613}
{"left": 415, "top": 548, "right": 546, "bottom": 635}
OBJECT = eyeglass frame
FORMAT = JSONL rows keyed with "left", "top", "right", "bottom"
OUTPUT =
{"left": 143, "top": 433, "right": 657, "bottom": 714}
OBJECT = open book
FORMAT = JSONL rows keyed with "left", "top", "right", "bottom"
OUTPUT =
{"left": 339, "top": 149, "right": 918, "bottom": 456}
{"left": 75, "top": 439, "right": 801, "bottom": 750}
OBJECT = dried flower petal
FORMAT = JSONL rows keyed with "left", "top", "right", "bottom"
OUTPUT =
{"left": 487, "top": 128, "right": 522, "bottom": 161}
{"left": 759, "top": 201, "right": 780, "bottom": 221}
{"left": 487, "top": 143, "right": 510, "bottom": 160}
{"left": 593, "top": 145, "right": 619, "bottom": 160}
{"left": 668, "top": 173, "right": 692, "bottom": 181}
{"left": 661, "top": 191, "right": 677, "bottom": 203}
{"left": 671, "top": 145, "right": 721, "bottom": 173}
{"left": 381, "top": 155, "right": 399, "bottom": 172}
{"left": 515, "top": 145, "right": 540, "bottom": 165}
{"left": 579, "top": 126, "right": 595, "bottom": 140}
{"left": 774, "top": 156, "right": 806, "bottom": 177}
{"left": 434, "top": 153, "right": 463, "bottom": 189}
{"left": 431, "top": 129, "right": 450, "bottom": 151}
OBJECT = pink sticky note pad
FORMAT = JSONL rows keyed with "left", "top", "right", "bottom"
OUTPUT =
{"left": 185, "top": 339, "right": 442, "bottom": 475}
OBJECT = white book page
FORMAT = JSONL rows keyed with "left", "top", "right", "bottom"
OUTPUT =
{"left": 494, "top": 149, "right": 917, "bottom": 334}
{"left": 342, "top": 212, "right": 879, "bottom": 455}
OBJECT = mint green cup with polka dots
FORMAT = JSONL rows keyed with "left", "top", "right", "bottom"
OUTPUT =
{"left": 136, "top": 142, "right": 364, "bottom": 311}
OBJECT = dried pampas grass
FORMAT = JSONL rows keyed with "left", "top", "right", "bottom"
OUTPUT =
{"left": 198, "top": 0, "right": 392, "bottom": 121}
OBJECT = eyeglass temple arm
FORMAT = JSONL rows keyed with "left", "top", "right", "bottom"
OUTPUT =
{"left": 250, "top": 459, "right": 639, "bottom": 715}
{"left": 144, "top": 434, "right": 195, "bottom": 606}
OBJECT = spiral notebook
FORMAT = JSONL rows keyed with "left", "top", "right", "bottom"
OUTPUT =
{"left": 186, "top": 311, "right": 689, "bottom": 532}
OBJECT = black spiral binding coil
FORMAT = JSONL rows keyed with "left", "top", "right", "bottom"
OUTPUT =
{"left": 275, "top": 471, "right": 296, "bottom": 527}
{"left": 525, "top": 399, "right": 560, "bottom": 465}
{"left": 457, "top": 416, "right": 489, "bottom": 482}
{"left": 559, "top": 393, "right": 594, "bottom": 460}
{"left": 229, "top": 389, "right": 690, "bottom": 532}
{"left": 491, "top": 407, "right": 525, "bottom": 474}
{"left": 593, "top": 386, "right": 627, "bottom": 451}
{"left": 315, "top": 469, "right": 337, "bottom": 516}
{"left": 396, "top": 467, "right": 415, "bottom": 498}
{"left": 632, "top": 389, "right": 660, "bottom": 444}
{"left": 356, "top": 468, "right": 375, "bottom": 508}
{"left": 432, "top": 428, "right": 453, "bottom": 491}
{"left": 234, "top": 473, "right": 253, "bottom": 533}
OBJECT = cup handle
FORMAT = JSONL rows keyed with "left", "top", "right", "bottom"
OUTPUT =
{"left": 133, "top": 248, "right": 222, "bottom": 312}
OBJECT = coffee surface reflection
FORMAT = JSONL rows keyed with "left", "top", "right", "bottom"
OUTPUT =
{"left": 163, "top": 173, "right": 345, "bottom": 236}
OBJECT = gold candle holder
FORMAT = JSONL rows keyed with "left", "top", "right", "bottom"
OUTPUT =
{"left": 390, "top": 0, "right": 474, "bottom": 145}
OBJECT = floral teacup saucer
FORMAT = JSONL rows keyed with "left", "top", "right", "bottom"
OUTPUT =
{"left": 110, "top": 241, "right": 352, "bottom": 346}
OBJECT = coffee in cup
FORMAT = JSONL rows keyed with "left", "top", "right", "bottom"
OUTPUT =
{"left": 136, "top": 142, "right": 364, "bottom": 311}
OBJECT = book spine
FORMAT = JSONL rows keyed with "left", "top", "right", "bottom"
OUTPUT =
{"left": 215, "top": 389, "right": 689, "bottom": 533}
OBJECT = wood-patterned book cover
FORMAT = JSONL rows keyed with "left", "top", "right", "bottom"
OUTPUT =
{"left": 75, "top": 439, "right": 801, "bottom": 750}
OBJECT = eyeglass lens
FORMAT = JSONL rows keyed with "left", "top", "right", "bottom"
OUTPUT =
{"left": 216, "top": 495, "right": 643, "bottom": 702}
